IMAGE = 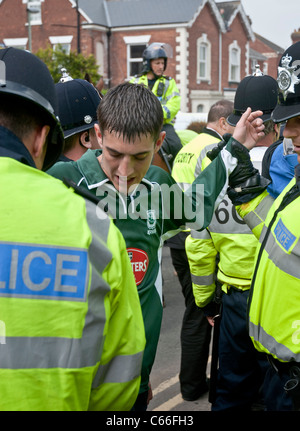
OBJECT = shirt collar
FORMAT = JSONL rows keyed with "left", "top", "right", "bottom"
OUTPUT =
{"left": 76, "top": 149, "right": 155, "bottom": 194}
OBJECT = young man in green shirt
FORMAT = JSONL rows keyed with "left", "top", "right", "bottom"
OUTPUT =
{"left": 48, "top": 82, "right": 265, "bottom": 410}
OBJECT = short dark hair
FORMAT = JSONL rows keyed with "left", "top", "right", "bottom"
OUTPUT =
{"left": 0, "top": 94, "right": 50, "bottom": 141}
{"left": 97, "top": 82, "right": 164, "bottom": 143}
{"left": 207, "top": 99, "right": 234, "bottom": 123}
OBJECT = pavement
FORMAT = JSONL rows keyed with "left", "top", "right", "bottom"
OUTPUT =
{"left": 148, "top": 245, "right": 211, "bottom": 412}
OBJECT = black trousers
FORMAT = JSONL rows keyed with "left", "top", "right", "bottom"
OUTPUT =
{"left": 170, "top": 247, "right": 212, "bottom": 400}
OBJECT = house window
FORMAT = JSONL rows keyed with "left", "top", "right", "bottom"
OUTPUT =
{"left": 123, "top": 35, "right": 151, "bottom": 78}
{"left": 197, "top": 104, "right": 204, "bottom": 113}
{"left": 128, "top": 44, "right": 147, "bottom": 77}
{"left": 197, "top": 35, "right": 211, "bottom": 82}
{"left": 49, "top": 36, "right": 73, "bottom": 55}
{"left": 3, "top": 38, "right": 28, "bottom": 50}
{"left": 24, "top": 0, "right": 43, "bottom": 25}
{"left": 229, "top": 41, "right": 241, "bottom": 82}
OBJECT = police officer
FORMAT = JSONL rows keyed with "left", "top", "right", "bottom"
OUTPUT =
{"left": 173, "top": 72, "right": 279, "bottom": 410}
{"left": 130, "top": 42, "right": 182, "bottom": 172}
{"left": 225, "top": 40, "right": 300, "bottom": 411}
{"left": 169, "top": 99, "right": 234, "bottom": 402}
{"left": 55, "top": 70, "right": 102, "bottom": 162}
{"left": 0, "top": 47, "right": 145, "bottom": 411}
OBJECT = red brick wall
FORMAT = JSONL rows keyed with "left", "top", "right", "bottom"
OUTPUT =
{"left": 109, "top": 28, "right": 178, "bottom": 87}
{"left": 250, "top": 38, "right": 282, "bottom": 79}
{"left": 0, "top": 0, "right": 83, "bottom": 53}
{"left": 188, "top": 3, "right": 221, "bottom": 92}
{"left": 222, "top": 12, "right": 249, "bottom": 87}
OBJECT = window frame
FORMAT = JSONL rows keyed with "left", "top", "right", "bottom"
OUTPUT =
{"left": 196, "top": 34, "right": 211, "bottom": 83}
{"left": 123, "top": 35, "right": 151, "bottom": 79}
{"left": 229, "top": 41, "right": 241, "bottom": 83}
{"left": 49, "top": 36, "right": 73, "bottom": 55}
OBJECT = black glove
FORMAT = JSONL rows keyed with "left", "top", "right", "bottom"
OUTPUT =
{"left": 206, "top": 133, "right": 232, "bottom": 161}
{"left": 228, "top": 139, "right": 270, "bottom": 205}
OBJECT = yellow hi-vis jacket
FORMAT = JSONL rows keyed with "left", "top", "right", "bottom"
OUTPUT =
{"left": 172, "top": 130, "right": 222, "bottom": 191}
{"left": 172, "top": 135, "right": 260, "bottom": 308}
{"left": 237, "top": 176, "right": 300, "bottom": 363}
{"left": 130, "top": 74, "right": 181, "bottom": 124}
{"left": 0, "top": 157, "right": 145, "bottom": 411}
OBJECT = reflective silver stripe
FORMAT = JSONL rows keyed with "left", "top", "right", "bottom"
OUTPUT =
{"left": 162, "top": 105, "right": 171, "bottom": 119}
{"left": 177, "top": 181, "right": 190, "bottom": 192}
{"left": 0, "top": 336, "right": 104, "bottom": 369}
{"left": 243, "top": 195, "right": 274, "bottom": 231}
{"left": 92, "top": 351, "right": 144, "bottom": 387}
{"left": 190, "top": 229, "right": 210, "bottom": 239}
{"left": 261, "top": 225, "right": 300, "bottom": 279}
{"left": 191, "top": 273, "right": 214, "bottom": 286}
{"left": 243, "top": 211, "right": 262, "bottom": 231}
{"left": 249, "top": 320, "right": 300, "bottom": 362}
{"left": 164, "top": 91, "right": 179, "bottom": 102}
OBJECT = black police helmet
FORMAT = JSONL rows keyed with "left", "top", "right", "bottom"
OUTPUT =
{"left": 272, "top": 41, "right": 300, "bottom": 123}
{"left": 55, "top": 78, "right": 101, "bottom": 139}
{"left": 227, "top": 73, "right": 278, "bottom": 126}
{"left": 0, "top": 47, "right": 64, "bottom": 170}
{"left": 142, "top": 43, "right": 168, "bottom": 74}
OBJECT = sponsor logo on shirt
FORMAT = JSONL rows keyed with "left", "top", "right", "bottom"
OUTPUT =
{"left": 127, "top": 248, "right": 149, "bottom": 285}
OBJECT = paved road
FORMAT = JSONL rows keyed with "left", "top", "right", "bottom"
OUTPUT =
{"left": 148, "top": 245, "right": 211, "bottom": 412}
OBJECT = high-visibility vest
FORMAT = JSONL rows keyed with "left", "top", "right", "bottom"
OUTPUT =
{"left": 130, "top": 74, "right": 181, "bottom": 124}
{"left": 172, "top": 132, "right": 222, "bottom": 191}
{"left": 173, "top": 134, "right": 259, "bottom": 307}
{"left": 0, "top": 157, "right": 145, "bottom": 411}
{"left": 239, "top": 177, "right": 300, "bottom": 362}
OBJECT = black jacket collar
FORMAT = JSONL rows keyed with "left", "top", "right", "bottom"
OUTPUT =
{"left": 0, "top": 126, "right": 36, "bottom": 168}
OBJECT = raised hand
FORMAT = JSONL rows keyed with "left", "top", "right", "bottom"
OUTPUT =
{"left": 232, "top": 108, "right": 265, "bottom": 150}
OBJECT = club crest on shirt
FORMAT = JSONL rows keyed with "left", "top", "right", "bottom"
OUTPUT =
{"left": 147, "top": 209, "right": 157, "bottom": 235}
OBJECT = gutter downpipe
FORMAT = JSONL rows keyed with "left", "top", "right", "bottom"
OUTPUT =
{"left": 219, "top": 30, "right": 222, "bottom": 94}
{"left": 103, "top": 1, "right": 112, "bottom": 88}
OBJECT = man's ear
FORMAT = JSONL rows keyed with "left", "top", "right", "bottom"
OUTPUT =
{"left": 30, "top": 125, "right": 50, "bottom": 169}
{"left": 79, "top": 131, "right": 92, "bottom": 149}
{"left": 154, "top": 131, "right": 166, "bottom": 154}
{"left": 94, "top": 123, "right": 103, "bottom": 148}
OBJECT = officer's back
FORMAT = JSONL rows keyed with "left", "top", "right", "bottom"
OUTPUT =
{"left": 0, "top": 47, "right": 145, "bottom": 411}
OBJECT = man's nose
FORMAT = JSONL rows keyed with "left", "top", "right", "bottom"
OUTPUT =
{"left": 118, "top": 156, "right": 134, "bottom": 177}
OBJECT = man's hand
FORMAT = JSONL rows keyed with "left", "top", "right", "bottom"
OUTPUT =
{"left": 232, "top": 108, "right": 265, "bottom": 150}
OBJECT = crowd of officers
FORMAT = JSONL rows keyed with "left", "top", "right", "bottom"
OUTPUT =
{"left": 0, "top": 39, "right": 300, "bottom": 412}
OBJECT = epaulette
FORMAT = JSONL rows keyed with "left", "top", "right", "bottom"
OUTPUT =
{"left": 63, "top": 177, "right": 101, "bottom": 205}
{"left": 162, "top": 75, "right": 172, "bottom": 80}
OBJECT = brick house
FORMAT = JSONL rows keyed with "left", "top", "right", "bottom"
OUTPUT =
{"left": 0, "top": 0, "right": 286, "bottom": 113}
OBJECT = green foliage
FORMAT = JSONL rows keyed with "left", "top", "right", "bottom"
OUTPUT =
{"left": 35, "top": 44, "right": 101, "bottom": 84}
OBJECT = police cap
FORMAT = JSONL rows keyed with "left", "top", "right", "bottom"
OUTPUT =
{"left": 0, "top": 47, "right": 64, "bottom": 170}
{"left": 55, "top": 78, "right": 101, "bottom": 139}
{"left": 272, "top": 41, "right": 300, "bottom": 123}
{"left": 227, "top": 73, "right": 278, "bottom": 126}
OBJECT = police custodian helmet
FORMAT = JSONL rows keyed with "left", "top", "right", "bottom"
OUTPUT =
{"left": 55, "top": 72, "right": 101, "bottom": 139}
{"left": 272, "top": 40, "right": 300, "bottom": 123}
{"left": 0, "top": 47, "right": 64, "bottom": 170}
{"left": 227, "top": 67, "right": 278, "bottom": 126}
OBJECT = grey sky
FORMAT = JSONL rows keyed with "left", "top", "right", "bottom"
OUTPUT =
{"left": 216, "top": 0, "right": 299, "bottom": 50}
